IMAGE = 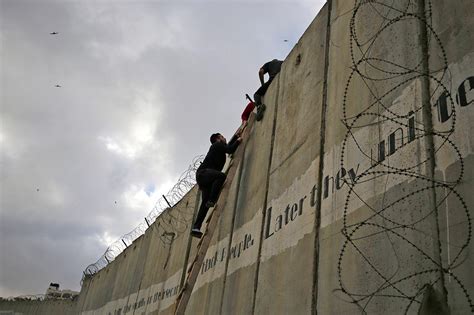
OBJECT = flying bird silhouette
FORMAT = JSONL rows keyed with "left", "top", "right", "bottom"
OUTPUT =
{"left": 283, "top": 39, "right": 288, "bottom": 42}
{"left": 54, "top": 84, "right": 62, "bottom": 87}
{"left": 50, "top": 32, "right": 59, "bottom": 35}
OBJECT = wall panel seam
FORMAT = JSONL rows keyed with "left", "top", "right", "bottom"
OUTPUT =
{"left": 251, "top": 76, "right": 281, "bottom": 315}
{"left": 311, "top": 1, "right": 332, "bottom": 314}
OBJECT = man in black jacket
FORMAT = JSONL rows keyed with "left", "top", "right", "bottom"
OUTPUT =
{"left": 191, "top": 132, "right": 242, "bottom": 238}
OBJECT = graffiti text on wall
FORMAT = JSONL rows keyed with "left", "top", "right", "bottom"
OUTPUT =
{"left": 337, "top": 1, "right": 473, "bottom": 313}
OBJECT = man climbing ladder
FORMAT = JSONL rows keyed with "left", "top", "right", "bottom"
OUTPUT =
{"left": 191, "top": 132, "right": 242, "bottom": 238}
{"left": 175, "top": 116, "right": 253, "bottom": 315}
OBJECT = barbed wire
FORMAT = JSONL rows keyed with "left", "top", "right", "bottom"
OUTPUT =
{"left": 0, "top": 294, "right": 46, "bottom": 302}
{"left": 337, "top": 1, "right": 472, "bottom": 314}
{"left": 0, "top": 293, "right": 78, "bottom": 302}
{"left": 82, "top": 155, "right": 204, "bottom": 277}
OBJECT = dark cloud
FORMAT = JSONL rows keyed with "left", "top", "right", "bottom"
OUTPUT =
{"left": 0, "top": 0, "right": 324, "bottom": 297}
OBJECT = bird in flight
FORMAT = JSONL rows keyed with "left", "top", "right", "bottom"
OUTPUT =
{"left": 283, "top": 39, "right": 288, "bottom": 42}
{"left": 54, "top": 84, "right": 62, "bottom": 87}
{"left": 50, "top": 32, "right": 59, "bottom": 35}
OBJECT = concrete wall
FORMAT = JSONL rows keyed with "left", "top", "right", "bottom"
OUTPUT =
{"left": 2, "top": 0, "right": 472, "bottom": 314}
{"left": 75, "top": 186, "right": 200, "bottom": 315}
{"left": 0, "top": 299, "right": 77, "bottom": 315}
{"left": 320, "top": 1, "right": 438, "bottom": 313}
{"left": 428, "top": 0, "right": 474, "bottom": 313}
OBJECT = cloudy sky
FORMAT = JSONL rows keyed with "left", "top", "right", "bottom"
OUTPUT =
{"left": 0, "top": 0, "right": 324, "bottom": 297}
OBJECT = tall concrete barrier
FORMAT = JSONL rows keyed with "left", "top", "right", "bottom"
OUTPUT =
{"left": 427, "top": 1, "right": 474, "bottom": 314}
{"left": 253, "top": 5, "right": 328, "bottom": 313}
{"left": 75, "top": 186, "right": 199, "bottom": 315}
{"left": 0, "top": 300, "right": 77, "bottom": 315}
{"left": 319, "top": 1, "right": 441, "bottom": 313}
{"left": 2, "top": 1, "right": 472, "bottom": 314}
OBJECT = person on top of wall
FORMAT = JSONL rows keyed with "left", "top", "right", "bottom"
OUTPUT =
{"left": 253, "top": 59, "right": 284, "bottom": 121}
{"left": 191, "top": 132, "right": 242, "bottom": 238}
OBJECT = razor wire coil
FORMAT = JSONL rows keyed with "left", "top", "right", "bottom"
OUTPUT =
{"left": 82, "top": 154, "right": 204, "bottom": 278}
{"left": 337, "top": 1, "right": 472, "bottom": 313}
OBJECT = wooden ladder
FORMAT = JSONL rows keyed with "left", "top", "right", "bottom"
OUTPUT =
{"left": 174, "top": 117, "right": 254, "bottom": 315}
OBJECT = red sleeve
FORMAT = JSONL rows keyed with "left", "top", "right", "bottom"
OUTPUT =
{"left": 241, "top": 102, "right": 256, "bottom": 121}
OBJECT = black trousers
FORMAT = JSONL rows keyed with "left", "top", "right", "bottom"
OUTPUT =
{"left": 193, "top": 169, "right": 226, "bottom": 229}
{"left": 253, "top": 80, "right": 272, "bottom": 105}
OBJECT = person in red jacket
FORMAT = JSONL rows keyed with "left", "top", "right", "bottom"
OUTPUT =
{"left": 241, "top": 101, "right": 255, "bottom": 122}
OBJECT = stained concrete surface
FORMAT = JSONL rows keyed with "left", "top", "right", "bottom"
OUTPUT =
{"left": 2, "top": 1, "right": 473, "bottom": 314}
